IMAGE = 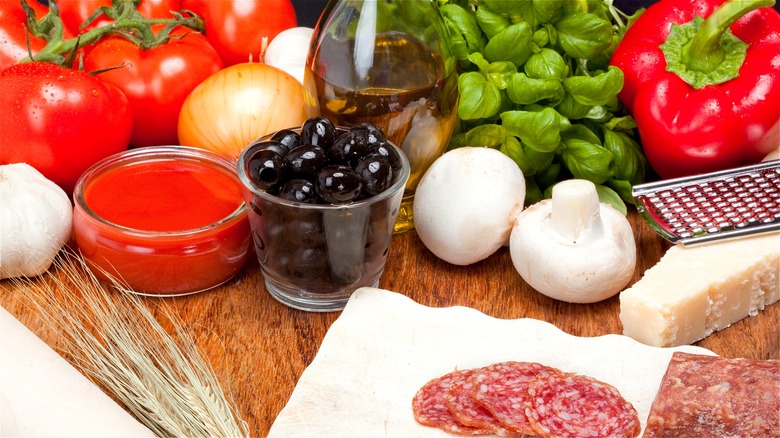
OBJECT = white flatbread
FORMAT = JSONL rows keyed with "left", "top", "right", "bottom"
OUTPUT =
{"left": 269, "top": 287, "right": 714, "bottom": 437}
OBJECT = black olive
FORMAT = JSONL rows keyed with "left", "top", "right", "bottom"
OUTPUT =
{"left": 316, "top": 164, "right": 363, "bottom": 203}
{"left": 329, "top": 127, "right": 370, "bottom": 164}
{"left": 246, "top": 139, "right": 287, "bottom": 158}
{"left": 278, "top": 178, "right": 318, "bottom": 204}
{"left": 247, "top": 148, "right": 286, "bottom": 191}
{"left": 353, "top": 122, "right": 387, "bottom": 145}
{"left": 286, "top": 245, "right": 329, "bottom": 281}
{"left": 285, "top": 214, "right": 326, "bottom": 247}
{"left": 367, "top": 141, "right": 402, "bottom": 172}
{"left": 283, "top": 144, "right": 326, "bottom": 179}
{"left": 270, "top": 129, "right": 303, "bottom": 151}
{"left": 301, "top": 117, "right": 336, "bottom": 148}
{"left": 354, "top": 153, "right": 392, "bottom": 196}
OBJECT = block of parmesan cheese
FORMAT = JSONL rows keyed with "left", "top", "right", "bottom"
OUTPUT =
{"left": 619, "top": 232, "right": 779, "bottom": 347}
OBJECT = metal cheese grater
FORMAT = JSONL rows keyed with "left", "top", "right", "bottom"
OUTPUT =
{"left": 632, "top": 159, "right": 780, "bottom": 246}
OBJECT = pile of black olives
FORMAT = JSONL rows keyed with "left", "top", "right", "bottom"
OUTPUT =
{"left": 245, "top": 117, "right": 403, "bottom": 204}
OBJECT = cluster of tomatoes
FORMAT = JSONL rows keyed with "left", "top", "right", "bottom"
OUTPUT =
{"left": 0, "top": 0, "right": 298, "bottom": 192}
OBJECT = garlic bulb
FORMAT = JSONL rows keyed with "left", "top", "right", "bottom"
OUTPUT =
{"left": 0, "top": 163, "right": 73, "bottom": 279}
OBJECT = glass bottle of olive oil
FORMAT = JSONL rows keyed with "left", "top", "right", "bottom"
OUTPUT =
{"left": 305, "top": 0, "right": 459, "bottom": 233}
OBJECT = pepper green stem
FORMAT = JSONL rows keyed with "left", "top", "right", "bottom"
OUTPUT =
{"left": 687, "top": 0, "right": 774, "bottom": 73}
{"left": 660, "top": 0, "right": 775, "bottom": 89}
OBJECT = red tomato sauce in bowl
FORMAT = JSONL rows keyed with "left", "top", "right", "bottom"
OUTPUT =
{"left": 72, "top": 146, "right": 252, "bottom": 295}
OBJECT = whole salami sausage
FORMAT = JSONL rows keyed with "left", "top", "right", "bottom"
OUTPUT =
{"left": 525, "top": 372, "right": 641, "bottom": 438}
{"left": 643, "top": 352, "right": 780, "bottom": 437}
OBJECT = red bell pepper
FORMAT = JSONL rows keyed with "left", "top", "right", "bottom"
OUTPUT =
{"left": 611, "top": 0, "right": 780, "bottom": 179}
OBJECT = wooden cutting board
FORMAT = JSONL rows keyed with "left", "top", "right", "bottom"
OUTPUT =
{"left": 1, "top": 212, "right": 777, "bottom": 436}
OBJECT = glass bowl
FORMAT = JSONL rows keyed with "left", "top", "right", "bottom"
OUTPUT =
{"left": 237, "top": 127, "right": 410, "bottom": 311}
{"left": 72, "top": 146, "right": 252, "bottom": 296}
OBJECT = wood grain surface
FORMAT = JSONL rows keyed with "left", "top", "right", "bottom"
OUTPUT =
{"left": 1, "top": 212, "right": 777, "bottom": 437}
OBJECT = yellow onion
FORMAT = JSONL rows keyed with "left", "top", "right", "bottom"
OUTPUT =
{"left": 178, "top": 62, "right": 317, "bottom": 159}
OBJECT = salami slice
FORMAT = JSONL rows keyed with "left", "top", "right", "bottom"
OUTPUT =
{"left": 472, "top": 361, "right": 559, "bottom": 435}
{"left": 525, "top": 372, "right": 641, "bottom": 438}
{"left": 444, "top": 368, "right": 517, "bottom": 437}
{"left": 643, "top": 352, "right": 780, "bottom": 437}
{"left": 412, "top": 369, "right": 493, "bottom": 436}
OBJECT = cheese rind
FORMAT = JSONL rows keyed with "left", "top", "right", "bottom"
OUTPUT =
{"left": 619, "top": 232, "right": 780, "bottom": 347}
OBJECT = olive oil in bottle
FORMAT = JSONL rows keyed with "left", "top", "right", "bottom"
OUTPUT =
{"left": 305, "top": 0, "right": 459, "bottom": 233}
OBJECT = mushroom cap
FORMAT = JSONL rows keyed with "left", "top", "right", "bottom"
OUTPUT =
{"left": 413, "top": 147, "right": 526, "bottom": 266}
{"left": 509, "top": 198, "right": 636, "bottom": 303}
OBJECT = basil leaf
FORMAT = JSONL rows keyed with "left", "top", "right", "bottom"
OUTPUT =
{"left": 465, "top": 124, "right": 505, "bottom": 148}
{"left": 448, "top": 132, "right": 468, "bottom": 150}
{"left": 524, "top": 48, "right": 567, "bottom": 80}
{"left": 603, "top": 129, "right": 647, "bottom": 183}
{"left": 515, "top": 0, "right": 564, "bottom": 29}
{"left": 584, "top": 105, "right": 609, "bottom": 122}
{"left": 525, "top": 178, "right": 544, "bottom": 206}
{"left": 467, "top": 51, "right": 490, "bottom": 72}
{"left": 555, "top": 12, "right": 613, "bottom": 59}
{"left": 555, "top": 92, "right": 592, "bottom": 119}
{"left": 525, "top": 146, "right": 555, "bottom": 174}
{"left": 487, "top": 61, "right": 517, "bottom": 90}
{"left": 606, "top": 178, "right": 636, "bottom": 205}
{"left": 535, "top": 162, "right": 561, "bottom": 192}
{"left": 500, "top": 136, "right": 555, "bottom": 176}
{"left": 499, "top": 136, "right": 533, "bottom": 174}
{"left": 484, "top": 22, "right": 533, "bottom": 66}
{"left": 603, "top": 115, "right": 637, "bottom": 131}
{"left": 563, "top": 65, "right": 624, "bottom": 106}
{"left": 475, "top": 5, "right": 509, "bottom": 39}
{"left": 440, "top": 4, "right": 486, "bottom": 60}
{"left": 560, "top": 138, "right": 613, "bottom": 184}
{"left": 562, "top": 0, "right": 589, "bottom": 15}
{"left": 501, "top": 108, "right": 567, "bottom": 152}
{"left": 458, "top": 72, "right": 502, "bottom": 120}
{"left": 595, "top": 184, "right": 628, "bottom": 215}
{"left": 533, "top": 25, "right": 558, "bottom": 49}
{"left": 561, "top": 123, "right": 601, "bottom": 146}
{"left": 506, "top": 73, "right": 564, "bottom": 105}
{"left": 482, "top": 0, "right": 526, "bottom": 19}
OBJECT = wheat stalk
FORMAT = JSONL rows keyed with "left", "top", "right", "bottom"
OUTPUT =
{"left": 10, "top": 250, "right": 250, "bottom": 438}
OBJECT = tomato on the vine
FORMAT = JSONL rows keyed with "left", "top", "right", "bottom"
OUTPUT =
{"left": 0, "top": 0, "right": 51, "bottom": 70}
{"left": 59, "top": 0, "right": 182, "bottom": 33}
{"left": 181, "top": 0, "right": 297, "bottom": 66}
{"left": 0, "top": 62, "right": 133, "bottom": 193}
{"left": 82, "top": 26, "right": 223, "bottom": 147}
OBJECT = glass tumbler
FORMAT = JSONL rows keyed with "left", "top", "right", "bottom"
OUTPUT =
{"left": 237, "top": 128, "right": 410, "bottom": 312}
{"left": 303, "top": 0, "right": 459, "bottom": 233}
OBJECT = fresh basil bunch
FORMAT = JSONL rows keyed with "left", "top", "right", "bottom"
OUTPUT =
{"left": 440, "top": 0, "right": 646, "bottom": 212}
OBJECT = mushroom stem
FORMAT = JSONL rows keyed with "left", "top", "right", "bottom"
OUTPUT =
{"left": 550, "top": 179, "right": 601, "bottom": 243}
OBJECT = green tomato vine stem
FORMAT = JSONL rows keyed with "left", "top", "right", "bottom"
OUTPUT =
{"left": 20, "top": 0, "right": 205, "bottom": 67}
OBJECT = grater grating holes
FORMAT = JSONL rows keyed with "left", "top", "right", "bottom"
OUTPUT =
{"left": 632, "top": 160, "right": 780, "bottom": 245}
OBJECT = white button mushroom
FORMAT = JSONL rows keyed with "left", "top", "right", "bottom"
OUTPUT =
{"left": 509, "top": 179, "right": 636, "bottom": 303}
{"left": 413, "top": 147, "right": 526, "bottom": 266}
{"left": 0, "top": 163, "right": 73, "bottom": 279}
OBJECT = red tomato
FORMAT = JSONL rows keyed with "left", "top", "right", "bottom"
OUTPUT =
{"left": 0, "top": 0, "right": 50, "bottom": 70}
{"left": 181, "top": 0, "right": 297, "bottom": 66}
{"left": 82, "top": 26, "right": 223, "bottom": 147}
{"left": 59, "top": 0, "right": 182, "bottom": 33}
{"left": 0, "top": 62, "right": 132, "bottom": 193}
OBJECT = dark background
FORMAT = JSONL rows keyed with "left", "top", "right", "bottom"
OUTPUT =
{"left": 292, "top": 0, "right": 658, "bottom": 28}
